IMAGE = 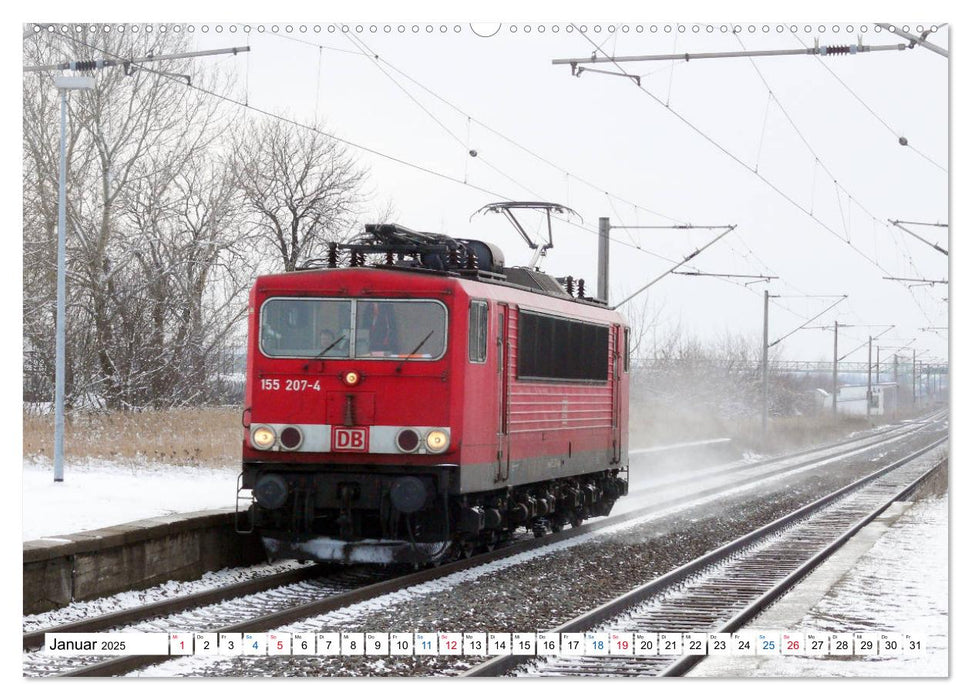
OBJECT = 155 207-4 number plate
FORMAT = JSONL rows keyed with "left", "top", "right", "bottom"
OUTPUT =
{"left": 259, "top": 377, "right": 322, "bottom": 392}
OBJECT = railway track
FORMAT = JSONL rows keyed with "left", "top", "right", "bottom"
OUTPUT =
{"left": 24, "top": 413, "right": 946, "bottom": 677}
{"left": 24, "top": 563, "right": 345, "bottom": 649}
{"left": 627, "top": 409, "right": 945, "bottom": 499}
{"left": 28, "top": 413, "right": 937, "bottom": 649}
{"left": 464, "top": 436, "right": 947, "bottom": 677}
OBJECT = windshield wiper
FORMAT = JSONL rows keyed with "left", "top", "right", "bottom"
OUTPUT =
{"left": 395, "top": 331, "right": 434, "bottom": 373}
{"left": 313, "top": 333, "right": 347, "bottom": 360}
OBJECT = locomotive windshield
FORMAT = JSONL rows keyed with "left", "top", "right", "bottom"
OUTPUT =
{"left": 259, "top": 297, "right": 447, "bottom": 360}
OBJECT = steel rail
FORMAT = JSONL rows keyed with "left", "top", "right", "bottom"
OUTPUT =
{"left": 463, "top": 435, "right": 946, "bottom": 677}
{"left": 23, "top": 410, "right": 931, "bottom": 651}
{"left": 659, "top": 448, "right": 947, "bottom": 676}
{"left": 23, "top": 564, "right": 336, "bottom": 650}
{"left": 32, "top": 413, "right": 932, "bottom": 651}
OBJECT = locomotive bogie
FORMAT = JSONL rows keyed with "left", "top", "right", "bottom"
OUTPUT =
{"left": 248, "top": 464, "right": 628, "bottom": 564}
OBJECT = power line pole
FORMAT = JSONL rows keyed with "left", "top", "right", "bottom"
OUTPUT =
{"left": 917, "top": 360, "right": 923, "bottom": 407}
{"left": 762, "top": 289, "right": 769, "bottom": 443}
{"left": 893, "top": 353, "right": 899, "bottom": 419}
{"left": 52, "top": 76, "right": 95, "bottom": 482}
{"left": 598, "top": 217, "right": 610, "bottom": 303}
{"left": 832, "top": 321, "right": 839, "bottom": 417}
{"left": 866, "top": 335, "right": 873, "bottom": 421}
{"left": 912, "top": 349, "right": 917, "bottom": 407}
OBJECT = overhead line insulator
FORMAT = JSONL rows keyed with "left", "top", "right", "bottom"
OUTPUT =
{"left": 819, "top": 45, "right": 858, "bottom": 56}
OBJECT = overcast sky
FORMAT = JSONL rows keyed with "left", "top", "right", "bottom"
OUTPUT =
{"left": 13, "top": 8, "right": 951, "bottom": 369}
{"left": 183, "top": 20, "right": 949, "bottom": 365}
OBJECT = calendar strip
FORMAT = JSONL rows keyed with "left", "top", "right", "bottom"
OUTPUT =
{"left": 42, "top": 631, "right": 927, "bottom": 657}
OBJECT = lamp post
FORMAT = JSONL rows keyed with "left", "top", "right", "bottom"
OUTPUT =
{"left": 52, "top": 74, "right": 95, "bottom": 482}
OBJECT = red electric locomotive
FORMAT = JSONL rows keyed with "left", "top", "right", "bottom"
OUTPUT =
{"left": 237, "top": 220, "right": 629, "bottom": 564}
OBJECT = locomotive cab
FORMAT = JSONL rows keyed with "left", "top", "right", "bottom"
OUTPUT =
{"left": 239, "top": 271, "right": 462, "bottom": 563}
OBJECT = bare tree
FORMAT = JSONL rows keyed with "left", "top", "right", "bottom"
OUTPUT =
{"left": 23, "top": 25, "right": 248, "bottom": 409}
{"left": 619, "top": 292, "right": 666, "bottom": 363}
{"left": 232, "top": 119, "right": 367, "bottom": 271}
{"left": 121, "top": 144, "right": 253, "bottom": 406}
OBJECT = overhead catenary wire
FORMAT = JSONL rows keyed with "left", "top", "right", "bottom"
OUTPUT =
{"left": 591, "top": 97, "right": 827, "bottom": 321}
{"left": 610, "top": 225, "right": 737, "bottom": 310}
{"left": 838, "top": 325, "right": 895, "bottom": 362}
{"left": 332, "top": 30, "right": 750, "bottom": 290}
{"left": 727, "top": 33, "right": 946, "bottom": 315}
{"left": 791, "top": 31, "right": 947, "bottom": 174}
{"left": 42, "top": 27, "right": 722, "bottom": 287}
{"left": 769, "top": 295, "right": 847, "bottom": 348}
{"left": 602, "top": 192, "right": 785, "bottom": 303}
{"left": 888, "top": 220, "right": 949, "bottom": 256}
{"left": 734, "top": 29, "right": 940, "bottom": 289}
{"left": 40, "top": 27, "right": 938, "bottom": 351}
{"left": 333, "top": 31, "right": 862, "bottom": 321}
{"left": 603, "top": 193, "right": 797, "bottom": 308}
{"left": 567, "top": 26, "right": 940, "bottom": 327}
{"left": 335, "top": 30, "right": 710, "bottom": 270}
{"left": 339, "top": 31, "right": 554, "bottom": 205}
{"left": 37, "top": 31, "right": 514, "bottom": 204}
{"left": 273, "top": 29, "right": 687, "bottom": 226}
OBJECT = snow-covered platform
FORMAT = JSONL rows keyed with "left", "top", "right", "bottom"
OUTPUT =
{"left": 688, "top": 494, "right": 948, "bottom": 677}
{"left": 23, "top": 508, "right": 265, "bottom": 615}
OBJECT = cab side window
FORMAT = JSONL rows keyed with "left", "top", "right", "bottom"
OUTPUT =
{"left": 469, "top": 300, "right": 488, "bottom": 363}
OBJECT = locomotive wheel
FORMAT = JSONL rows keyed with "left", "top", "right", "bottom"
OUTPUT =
{"left": 482, "top": 532, "right": 497, "bottom": 552}
{"left": 459, "top": 539, "right": 476, "bottom": 559}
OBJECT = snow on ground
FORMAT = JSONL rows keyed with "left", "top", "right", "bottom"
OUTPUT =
{"left": 774, "top": 494, "right": 949, "bottom": 676}
{"left": 697, "top": 495, "right": 948, "bottom": 677}
{"left": 22, "top": 456, "right": 238, "bottom": 541}
{"left": 19, "top": 425, "right": 916, "bottom": 542}
{"left": 22, "top": 559, "right": 309, "bottom": 632}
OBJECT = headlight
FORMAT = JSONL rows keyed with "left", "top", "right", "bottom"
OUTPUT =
{"left": 251, "top": 425, "right": 276, "bottom": 450}
{"left": 425, "top": 429, "right": 450, "bottom": 453}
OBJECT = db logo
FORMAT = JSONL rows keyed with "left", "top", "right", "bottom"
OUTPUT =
{"left": 332, "top": 427, "right": 369, "bottom": 452}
